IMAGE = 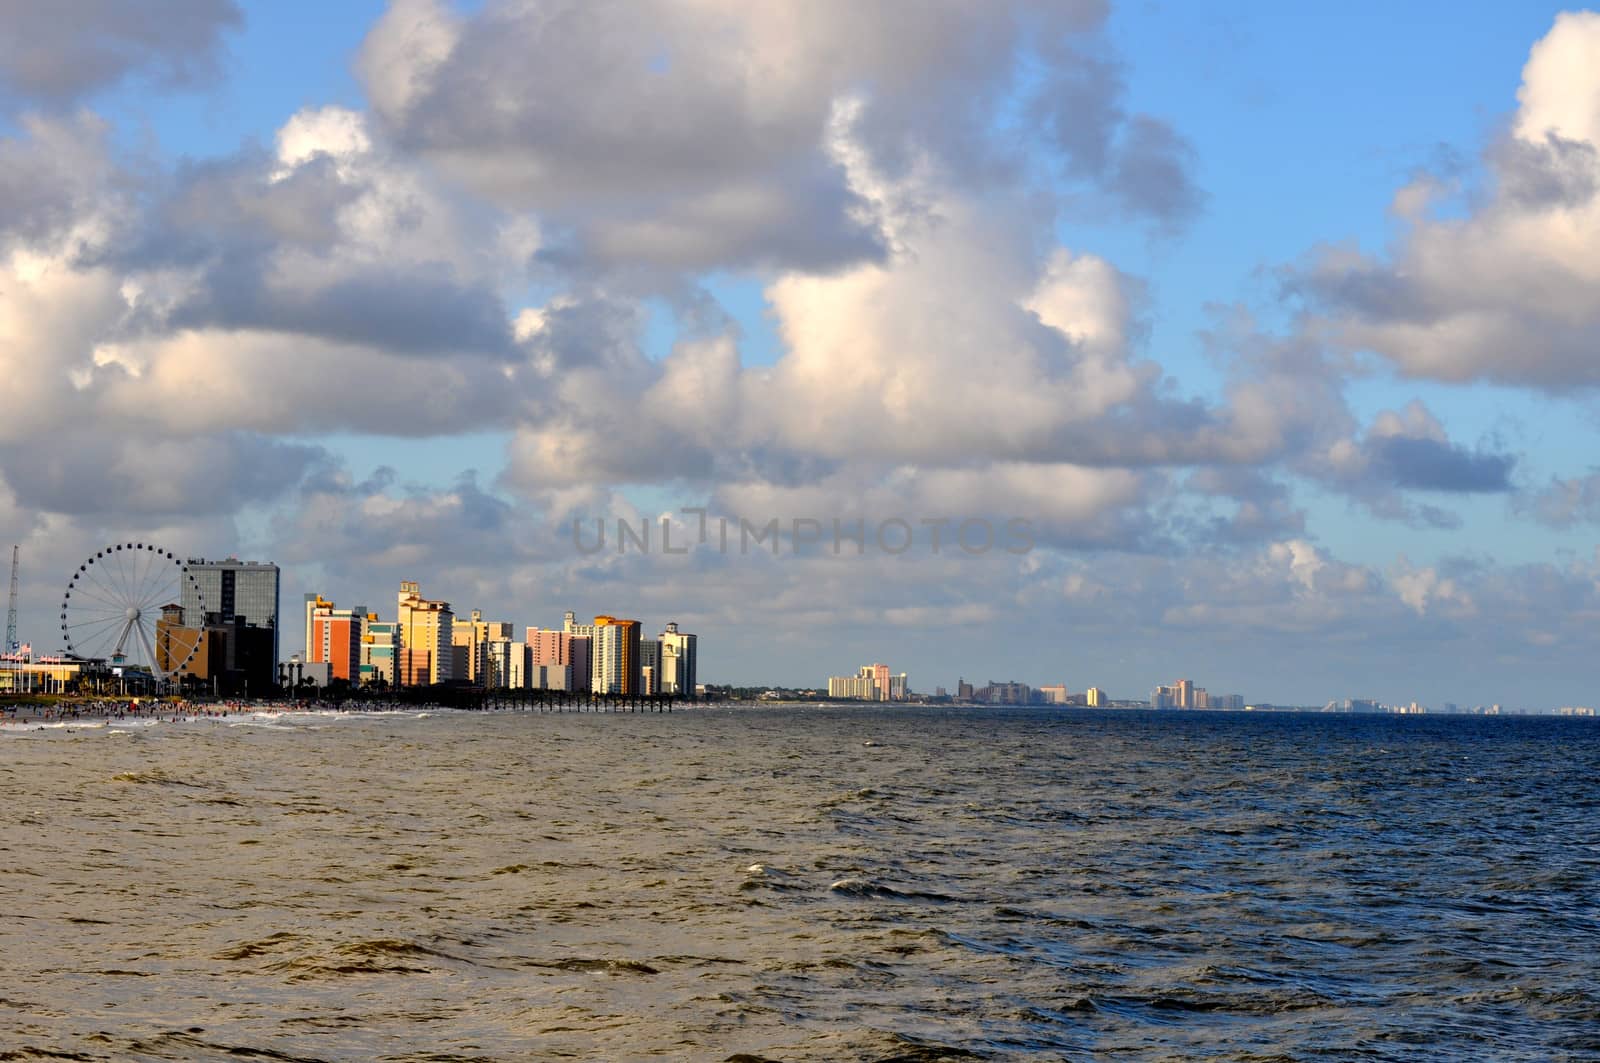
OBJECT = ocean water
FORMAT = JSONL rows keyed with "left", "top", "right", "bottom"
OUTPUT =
{"left": 1, "top": 705, "right": 1597, "bottom": 1062}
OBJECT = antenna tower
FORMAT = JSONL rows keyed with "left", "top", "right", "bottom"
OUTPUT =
{"left": 5, "top": 545, "right": 17, "bottom": 653}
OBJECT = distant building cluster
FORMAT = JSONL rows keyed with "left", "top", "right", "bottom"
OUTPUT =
{"left": 1151, "top": 678, "right": 1244, "bottom": 711}
{"left": 300, "top": 582, "right": 697, "bottom": 696}
{"left": 945, "top": 678, "right": 1106, "bottom": 706}
{"left": 826, "top": 663, "right": 909, "bottom": 701}
{"left": 1321, "top": 698, "right": 1588, "bottom": 716}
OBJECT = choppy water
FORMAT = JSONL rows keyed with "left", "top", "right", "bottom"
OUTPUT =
{"left": 2, "top": 706, "right": 1598, "bottom": 1061}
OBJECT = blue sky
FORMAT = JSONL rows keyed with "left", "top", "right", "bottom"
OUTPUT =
{"left": 6, "top": 1, "right": 1600, "bottom": 708}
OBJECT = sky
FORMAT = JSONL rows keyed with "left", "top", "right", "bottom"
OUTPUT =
{"left": 6, "top": 0, "right": 1600, "bottom": 708}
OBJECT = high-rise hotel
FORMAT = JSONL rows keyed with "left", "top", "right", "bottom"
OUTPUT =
{"left": 659, "top": 622, "right": 697, "bottom": 697}
{"left": 453, "top": 609, "right": 514, "bottom": 685}
{"left": 564, "top": 612, "right": 641, "bottom": 694}
{"left": 304, "top": 594, "right": 366, "bottom": 684}
{"left": 398, "top": 580, "right": 454, "bottom": 685}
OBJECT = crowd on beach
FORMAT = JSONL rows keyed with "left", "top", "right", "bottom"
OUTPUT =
{"left": 1, "top": 698, "right": 424, "bottom": 725}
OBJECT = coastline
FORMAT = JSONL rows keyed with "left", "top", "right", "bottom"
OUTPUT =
{"left": 0, "top": 699, "right": 423, "bottom": 729}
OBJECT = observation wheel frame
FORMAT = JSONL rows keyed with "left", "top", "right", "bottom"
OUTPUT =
{"left": 61, "top": 543, "right": 205, "bottom": 683}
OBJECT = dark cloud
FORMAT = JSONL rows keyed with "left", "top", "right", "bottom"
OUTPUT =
{"left": 1367, "top": 435, "right": 1515, "bottom": 493}
{"left": 1031, "top": 47, "right": 1123, "bottom": 176}
{"left": 164, "top": 256, "right": 516, "bottom": 357}
{"left": 0, "top": 0, "right": 242, "bottom": 108}
{"left": 574, "top": 162, "right": 888, "bottom": 274}
{"left": 135, "top": 151, "right": 357, "bottom": 261}
{"left": 1492, "top": 131, "right": 1600, "bottom": 210}
{"left": 1110, "top": 116, "right": 1205, "bottom": 229}
{"left": 1182, "top": 468, "right": 1307, "bottom": 546}
{"left": 0, "top": 433, "right": 328, "bottom": 517}
{"left": 1032, "top": 52, "right": 1205, "bottom": 231}
{"left": 1287, "top": 252, "right": 1435, "bottom": 326}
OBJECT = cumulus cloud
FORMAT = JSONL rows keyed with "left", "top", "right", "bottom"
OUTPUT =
{"left": 493, "top": 102, "right": 1510, "bottom": 555}
{"left": 108, "top": 107, "right": 523, "bottom": 358}
{"left": 1521, "top": 469, "right": 1600, "bottom": 527}
{"left": 1298, "top": 12, "right": 1600, "bottom": 389}
{"left": 1389, "top": 556, "right": 1477, "bottom": 619}
{"left": 500, "top": 106, "right": 1212, "bottom": 507}
{"left": 0, "top": 106, "right": 545, "bottom": 434}
{"left": 0, "top": 0, "right": 241, "bottom": 108}
{"left": 0, "top": 113, "right": 119, "bottom": 249}
{"left": 1194, "top": 311, "right": 1518, "bottom": 529}
{"left": 357, "top": 0, "right": 1198, "bottom": 272}
{"left": 0, "top": 104, "right": 552, "bottom": 528}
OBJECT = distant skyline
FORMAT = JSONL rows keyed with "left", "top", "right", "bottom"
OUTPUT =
{"left": 6, "top": 2, "right": 1600, "bottom": 708}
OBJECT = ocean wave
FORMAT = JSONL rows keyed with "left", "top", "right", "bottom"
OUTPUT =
{"left": 827, "top": 877, "right": 961, "bottom": 903}
{"left": 110, "top": 769, "right": 203, "bottom": 787}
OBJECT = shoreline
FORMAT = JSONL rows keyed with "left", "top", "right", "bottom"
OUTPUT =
{"left": 0, "top": 699, "right": 433, "bottom": 728}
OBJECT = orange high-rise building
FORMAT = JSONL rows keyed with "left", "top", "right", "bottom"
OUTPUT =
{"left": 304, "top": 594, "right": 364, "bottom": 683}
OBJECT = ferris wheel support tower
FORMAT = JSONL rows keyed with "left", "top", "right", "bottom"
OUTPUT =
{"left": 5, "top": 545, "right": 17, "bottom": 654}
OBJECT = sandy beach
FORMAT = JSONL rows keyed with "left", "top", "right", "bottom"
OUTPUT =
{"left": 0, "top": 699, "right": 411, "bottom": 728}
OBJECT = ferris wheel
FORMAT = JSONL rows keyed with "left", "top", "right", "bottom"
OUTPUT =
{"left": 60, "top": 543, "right": 205, "bottom": 680}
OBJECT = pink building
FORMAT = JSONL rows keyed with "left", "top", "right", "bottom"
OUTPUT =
{"left": 526, "top": 627, "right": 593, "bottom": 692}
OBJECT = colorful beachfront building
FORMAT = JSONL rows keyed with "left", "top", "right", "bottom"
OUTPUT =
{"left": 398, "top": 580, "right": 454, "bottom": 685}
{"left": 526, "top": 626, "right": 590, "bottom": 692}
{"left": 360, "top": 619, "right": 398, "bottom": 686}
{"left": 304, "top": 594, "right": 365, "bottom": 683}
{"left": 563, "top": 611, "right": 641, "bottom": 695}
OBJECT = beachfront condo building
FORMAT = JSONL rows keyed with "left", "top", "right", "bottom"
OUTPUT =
{"left": 398, "top": 580, "right": 454, "bottom": 685}
{"left": 526, "top": 627, "right": 589, "bottom": 691}
{"left": 360, "top": 619, "right": 398, "bottom": 686}
{"left": 484, "top": 638, "right": 528, "bottom": 689}
{"left": 563, "top": 611, "right": 641, "bottom": 694}
{"left": 659, "top": 622, "right": 697, "bottom": 698}
{"left": 304, "top": 594, "right": 365, "bottom": 683}
{"left": 452, "top": 609, "right": 516, "bottom": 685}
{"left": 639, "top": 638, "right": 660, "bottom": 694}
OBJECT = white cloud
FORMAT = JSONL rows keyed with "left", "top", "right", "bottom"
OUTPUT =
{"left": 1389, "top": 557, "right": 1477, "bottom": 618}
{"left": 1303, "top": 12, "right": 1600, "bottom": 389}
{"left": 500, "top": 109, "right": 1187, "bottom": 498}
{"left": 356, "top": 0, "right": 1194, "bottom": 271}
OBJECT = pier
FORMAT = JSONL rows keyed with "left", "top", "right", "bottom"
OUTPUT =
{"left": 389, "top": 686, "right": 680, "bottom": 713}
